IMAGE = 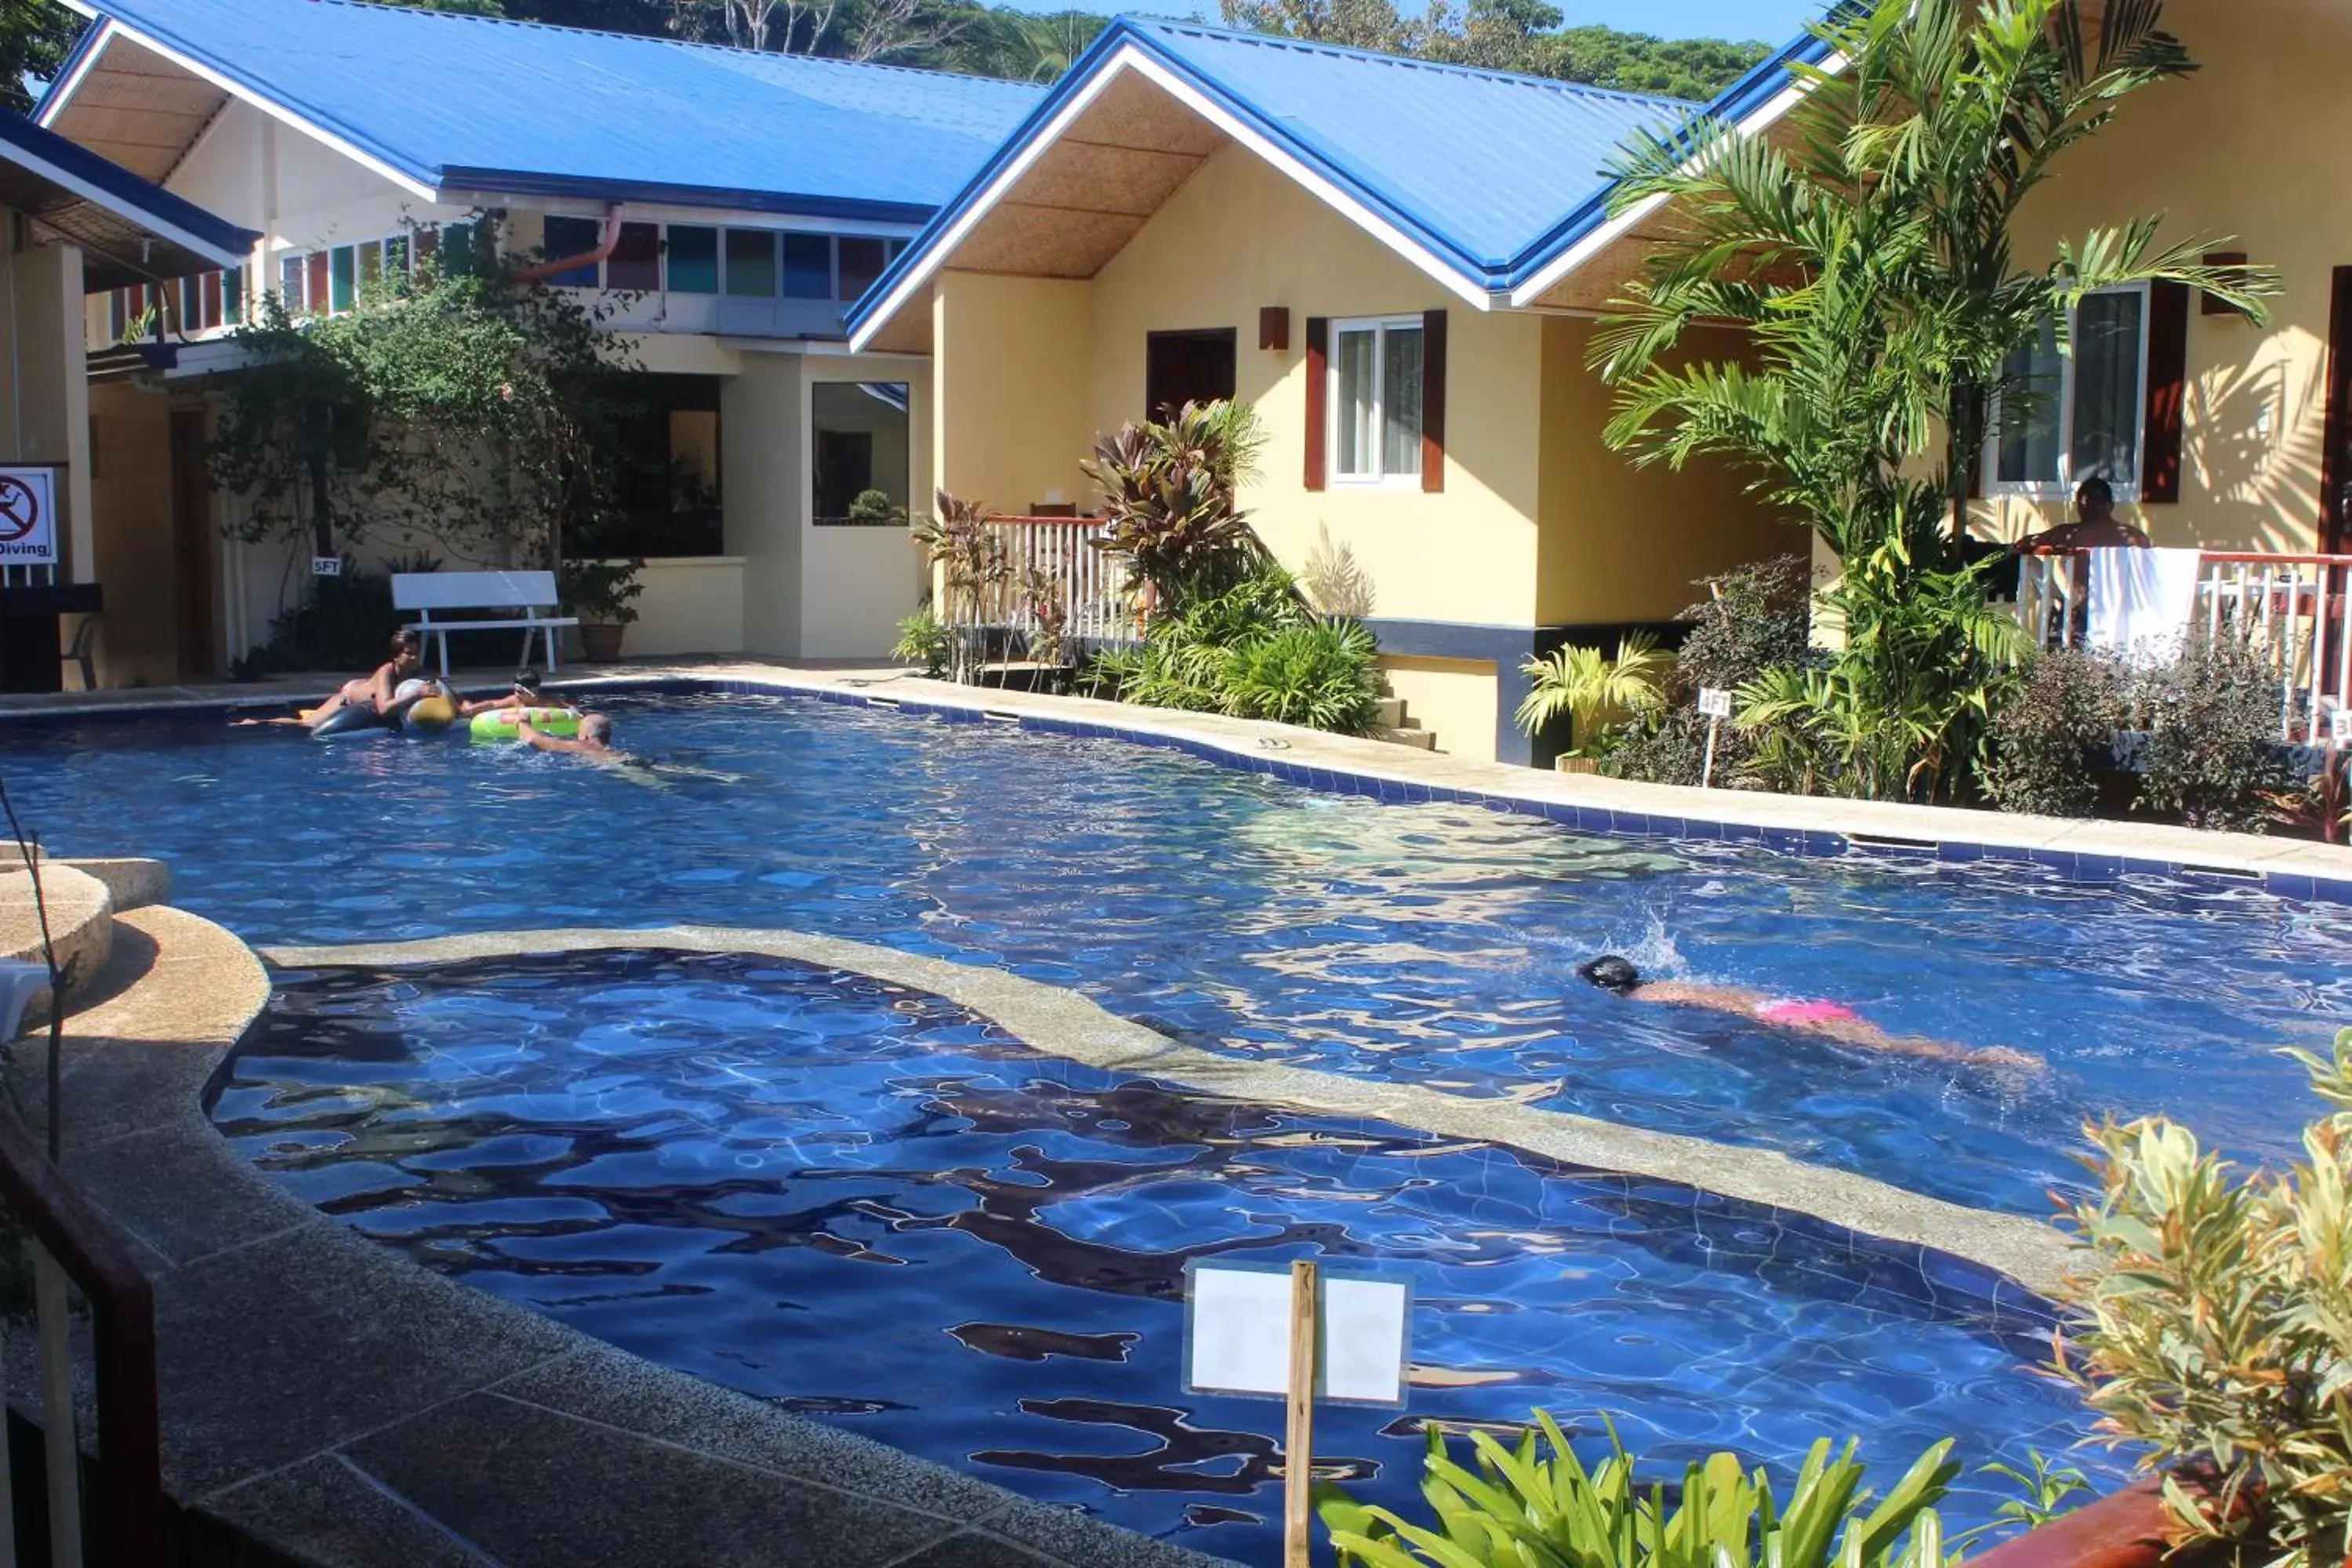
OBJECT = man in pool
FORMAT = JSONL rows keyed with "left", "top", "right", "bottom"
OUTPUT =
{"left": 516, "top": 712, "right": 619, "bottom": 759}
{"left": 1575, "top": 956, "right": 2042, "bottom": 1073}
{"left": 234, "top": 630, "right": 430, "bottom": 730}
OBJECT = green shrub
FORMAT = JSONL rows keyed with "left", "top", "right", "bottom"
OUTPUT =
{"left": 2127, "top": 641, "right": 2295, "bottom": 833}
{"left": 2057, "top": 1027, "right": 2352, "bottom": 1568}
{"left": 1613, "top": 557, "right": 1813, "bottom": 787}
{"left": 1087, "top": 566, "right": 1382, "bottom": 735}
{"left": 1517, "top": 635, "right": 1671, "bottom": 757}
{"left": 1316, "top": 1414, "right": 1958, "bottom": 1568}
{"left": 891, "top": 608, "right": 952, "bottom": 677}
{"left": 234, "top": 550, "right": 441, "bottom": 677}
{"left": 1220, "top": 619, "right": 1382, "bottom": 734}
{"left": 1082, "top": 400, "right": 1269, "bottom": 604}
{"left": 1985, "top": 650, "right": 2128, "bottom": 818}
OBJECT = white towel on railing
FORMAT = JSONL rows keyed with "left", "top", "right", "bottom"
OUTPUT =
{"left": 2088, "top": 547, "right": 2203, "bottom": 665}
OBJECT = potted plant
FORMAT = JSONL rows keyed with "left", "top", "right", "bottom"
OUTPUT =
{"left": 1515, "top": 634, "right": 1670, "bottom": 772}
{"left": 559, "top": 557, "right": 643, "bottom": 662}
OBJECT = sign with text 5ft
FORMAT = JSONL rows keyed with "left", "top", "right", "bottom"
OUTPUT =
{"left": 0, "top": 466, "right": 57, "bottom": 567}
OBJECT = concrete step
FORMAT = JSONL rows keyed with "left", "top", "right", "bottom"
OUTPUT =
{"left": 1380, "top": 727, "right": 1438, "bottom": 750}
{"left": 1372, "top": 697, "right": 1406, "bottom": 729}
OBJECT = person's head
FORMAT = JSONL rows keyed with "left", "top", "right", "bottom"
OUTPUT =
{"left": 2074, "top": 476, "right": 2116, "bottom": 524}
{"left": 1577, "top": 955, "right": 1642, "bottom": 995}
{"left": 513, "top": 667, "right": 543, "bottom": 698}
{"left": 390, "top": 630, "right": 423, "bottom": 672}
{"left": 580, "top": 714, "right": 612, "bottom": 746}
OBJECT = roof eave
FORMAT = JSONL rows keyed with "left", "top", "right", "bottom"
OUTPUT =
{"left": 440, "top": 168, "right": 937, "bottom": 226}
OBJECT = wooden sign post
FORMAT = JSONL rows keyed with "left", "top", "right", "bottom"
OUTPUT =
{"left": 1284, "top": 1259, "right": 1319, "bottom": 1566}
{"left": 1185, "top": 1258, "right": 1413, "bottom": 1568}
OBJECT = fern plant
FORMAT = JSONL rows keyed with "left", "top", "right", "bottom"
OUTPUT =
{"left": 1317, "top": 1414, "right": 1958, "bottom": 1568}
{"left": 1515, "top": 634, "right": 1671, "bottom": 757}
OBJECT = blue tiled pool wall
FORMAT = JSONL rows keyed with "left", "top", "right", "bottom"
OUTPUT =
{"left": 6, "top": 673, "right": 2337, "bottom": 902}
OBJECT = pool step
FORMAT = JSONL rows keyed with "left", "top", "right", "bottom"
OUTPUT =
{"left": 1374, "top": 695, "right": 1438, "bottom": 751}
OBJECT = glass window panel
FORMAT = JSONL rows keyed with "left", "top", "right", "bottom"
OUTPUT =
{"left": 1996, "top": 319, "right": 2063, "bottom": 485}
{"left": 201, "top": 270, "right": 223, "bottom": 329}
{"left": 1381, "top": 325, "right": 1424, "bottom": 477}
{"left": 811, "top": 381, "right": 911, "bottom": 523}
{"left": 1334, "top": 328, "right": 1376, "bottom": 477}
{"left": 280, "top": 252, "right": 304, "bottom": 312}
{"left": 383, "top": 235, "right": 408, "bottom": 280}
{"left": 782, "top": 232, "right": 832, "bottom": 299}
{"left": 541, "top": 216, "right": 602, "bottom": 287}
{"left": 107, "top": 288, "right": 124, "bottom": 342}
{"left": 438, "top": 221, "right": 474, "bottom": 278}
{"left": 306, "top": 251, "right": 330, "bottom": 314}
{"left": 724, "top": 228, "right": 776, "bottom": 297}
{"left": 608, "top": 222, "right": 660, "bottom": 291}
{"left": 2069, "top": 289, "right": 2144, "bottom": 489}
{"left": 836, "top": 237, "right": 886, "bottom": 303}
{"left": 223, "top": 267, "right": 243, "bottom": 325}
{"left": 357, "top": 241, "right": 382, "bottom": 296}
{"left": 666, "top": 226, "right": 717, "bottom": 293}
{"left": 329, "top": 246, "right": 355, "bottom": 311}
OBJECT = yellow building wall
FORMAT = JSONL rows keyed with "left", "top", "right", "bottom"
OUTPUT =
{"left": 1379, "top": 655, "right": 1500, "bottom": 762}
{"left": 1086, "top": 147, "right": 1543, "bottom": 630}
{"left": 1534, "top": 315, "right": 1788, "bottom": 623}
{"left": 932, "top": 271, "right": 1094, "bottom": 517}
{"left": 1987, "top": 0, "right": 2344, "bottom": 552}
{"left": 86, "top": 383, "right": 179, "bottom": 687}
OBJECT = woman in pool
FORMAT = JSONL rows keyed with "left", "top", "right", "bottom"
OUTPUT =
{"left": 234, "top": 631, "right": 428, "bottom": 730}
{"left": 1576, "top": 955, "right": 2041, "bottom": 1072}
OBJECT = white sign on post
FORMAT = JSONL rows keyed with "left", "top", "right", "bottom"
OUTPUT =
{"left": 2332, "top": 706, "right": 2352, "bottom": 746}
{"left": 311, "top": 556, "right": 343, "bottom": 577}
{"left": 1697, "top": 687, "right": 1735, "bottom": 719}
{"left": 1185, "top": 1260, "right": 1411, "bottom": 1406}
{"left": 0, "top": 467, "right": 57, "bottom": 567}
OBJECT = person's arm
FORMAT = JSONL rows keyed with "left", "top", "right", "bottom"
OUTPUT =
{"left": 515, "top": 718, "right": 586, "bottom": 754}
{"left": 1630, "top": 981, "right": 1769, "bottom": 1013}
{"left": 368, "top": 662, "right": 398, "bottom": 710}
{"left": 457, "top": 692, "right": 515, "bottom": 717}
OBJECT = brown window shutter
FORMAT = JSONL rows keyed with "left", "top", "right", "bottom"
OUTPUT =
{"left": 1305, "top": 316, "right": 1329, "bottom": 492}
{"left": 2142, "top": 279, "right": 2191, "bottom": 504}
{"left": 1421, "top": 308, "right": 1447, "bottom": 493}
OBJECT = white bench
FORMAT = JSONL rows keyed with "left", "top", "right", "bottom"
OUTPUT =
{"left": 394, "top": 570, "right": 579, "bottom": 677}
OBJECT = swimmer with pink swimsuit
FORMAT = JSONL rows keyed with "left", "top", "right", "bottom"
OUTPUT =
{"left": 1575, "top": 955, "right": 2039, "bottom": 1073}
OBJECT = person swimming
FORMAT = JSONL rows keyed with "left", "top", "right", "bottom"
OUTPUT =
{"left": 457, "top": 667, "right": 579, "bottom": 720}
{"left": 1576, "top": 955, "right": 2041, "bottom": 1073}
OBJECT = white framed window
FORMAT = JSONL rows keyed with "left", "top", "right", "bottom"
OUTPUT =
{"left": 1985, "top": 282, "right": 2151, "bottom": 499}
{"left": 1330, "top": 315, "right": 1425, "bottom": 484}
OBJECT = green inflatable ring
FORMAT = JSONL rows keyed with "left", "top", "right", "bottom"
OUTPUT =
{"left": 469, "top": 706, "right": 579, "bottom": 742}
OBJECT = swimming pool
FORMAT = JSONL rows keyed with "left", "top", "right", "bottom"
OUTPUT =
{"left": 214, "top": 949, "right": 2125, "bottom": 1563}
{"left": 12, "top": 688, "right": 2348, "bottom": 1215}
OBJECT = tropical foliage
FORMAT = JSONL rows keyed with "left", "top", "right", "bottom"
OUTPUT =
{"left": 1316, "top": 1414, "right": 1959, "bottom": 1568}
{"left": 1082, "top": 400, "right": 1269, "bottom": 608}
{"left": 1610, "top": 557, "right": 1815, "bottom": 789}
{"left": 2056, "top": 1027, "right": 2352, "bottom": 1568}
{"left": 2, "top": 0, "right": 78, "bottom": 114}
{"left": 209, "top": 223, "right": 641, "bottom": 592}
{"left": 2129, "top": 640, "right": 2297, "bottom": 833}
{"left": 1984, "top": 650, "right": 2127, "bottom": 818}
{"left": 1086, "top": 566, "right": 1382, "bottom": 735}
{"left": 912, "top": 489, "right": 1010, "bottom": 681}
{"left": 891, "top": 607, "right": 952, "bottom": 677}
{"left": 1590, "top": 0, "right": 2270, "bottom": 803}
{"left": 1515, "top": 635, "right": 1670, "bottom": 759}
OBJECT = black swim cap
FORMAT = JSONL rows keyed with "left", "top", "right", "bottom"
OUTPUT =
{"left": 1577, "top": 955, "right": 1642, "bottom": 993}
{"left": 514, "top": 667, "right": 542, "bottom": 691}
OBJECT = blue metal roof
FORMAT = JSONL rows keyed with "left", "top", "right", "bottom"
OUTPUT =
{"left": 851, "top": 9, "right": 1842, "bottom": 333}
{"left": 0, "top": 107, "right": 256, "bottom": 282}
{"left": 51, "top": 0, "right": 1047, "bottom": 222}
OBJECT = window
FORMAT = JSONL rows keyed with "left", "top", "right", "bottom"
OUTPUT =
{"left": 223, "top": 267, "right": 243, "bottom": 325}
{"left": 383, "top": 235, "right": 408, "bottom": 280}
{"left": 666, "top": 226, "right": 717, "bottom": 293}
{"left": 608, "top": 222, "right": 660, "bottom": 292}
{"left": 836, "top": 237, "right": 887, "bottom": 303}
{"left": 811, "top": 381, "right": 910, "bottom": 524}
{"left": 782, "top": 232, "right": 832, "bottom": 299}
{"left": 1330, "top": 316, "right": 1424, "bottom": 482}
{"left": 306, "top": 251, "right": 330, "bottom": 314}
{"left": 328, "top": 246, "right": 356, "bottom": 311}
{"left": 357, "top": 241, "right": 382, "bottom": 296}
{"left": 724, "top": 228, "right": 777, "bottom": 297}
{"left": 1988, "top": 284, "right": 2150, "bottom": 496}
{"left": 279, "top": 252, "right": 304, "bottom": 312}
{"left": 540, "top": 216, "right": 603, "bottom": 288}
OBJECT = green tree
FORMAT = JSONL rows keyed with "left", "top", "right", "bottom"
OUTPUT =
{"left": 5, "top": 0, "right": 81, "bottom": 115}
{"left": 1584, "top": 0, "right": 2274, "bottom": 801}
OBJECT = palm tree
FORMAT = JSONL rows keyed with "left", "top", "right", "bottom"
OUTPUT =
{"left": 1515, "top": 634, "right": 1671, "bottom": 759}
{"left": 1590, "top": 0, "right": 2273, "bottom": 566}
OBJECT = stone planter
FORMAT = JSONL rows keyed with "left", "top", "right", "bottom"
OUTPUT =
{"left": 579, "top": 623, "right": 626, "bottom": 662}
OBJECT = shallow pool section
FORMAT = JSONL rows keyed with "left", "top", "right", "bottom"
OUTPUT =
{"left": 213, "top": 951, "right": 2129, "bottom": 1564}
{"left": 16, "top": 690, "right": 2352, "bottom": 1214}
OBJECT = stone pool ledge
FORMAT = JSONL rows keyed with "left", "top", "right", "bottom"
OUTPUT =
{"left": 264, "top": 924, "right": 2074, "bottom": 1297}
{"left": 31, "top": 902, "right": 1232, "bottom": 1568}
{"left": 577, "top": 661, "right": 2352, "bottom": 900}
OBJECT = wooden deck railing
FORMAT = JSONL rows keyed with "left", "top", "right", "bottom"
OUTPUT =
{"left": 960, "top": 517, "right": 1137, "bottom": 648}
{"left": 2016, "top": 550, "right": 2352, "bottom": 742}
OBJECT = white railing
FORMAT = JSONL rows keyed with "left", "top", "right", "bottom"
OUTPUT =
{"left": 966, "top": 517, "right": 1136, "bottom": 648}
{"left": 2017, "top": 549, "right": 2352, "bottom": 741}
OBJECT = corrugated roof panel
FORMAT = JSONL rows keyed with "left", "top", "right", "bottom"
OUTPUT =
{"left": 71, "top": 0, "right": 1046, "bottom": 216}
{"left": 1126, "top": 18, "right": 1692, "bottom": 271}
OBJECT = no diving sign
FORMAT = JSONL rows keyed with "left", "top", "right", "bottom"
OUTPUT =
{"left": 0, "top": 467, "right": 56, "bottom": 566}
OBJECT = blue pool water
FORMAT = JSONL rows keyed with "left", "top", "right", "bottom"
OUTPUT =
{"left": 215, "top": 951, "right": 2128, "bottom": 1563}
{"left": 10, "top": 689, "right": 2349, "bottom": 1215}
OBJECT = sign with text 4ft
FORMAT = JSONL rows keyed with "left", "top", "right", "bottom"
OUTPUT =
{"left": 0, "top": 466, "right": 56, "bottom": 567}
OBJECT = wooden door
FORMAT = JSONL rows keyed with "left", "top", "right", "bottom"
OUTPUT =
{"left": 169, "top": 408, "right": 216, "bottom": 680}
{"left": 2322, "top": 266, "right": 2352, "bottom": 557}
{"left": 1145, "top": 328, "right": 1237, "bottom": 419}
